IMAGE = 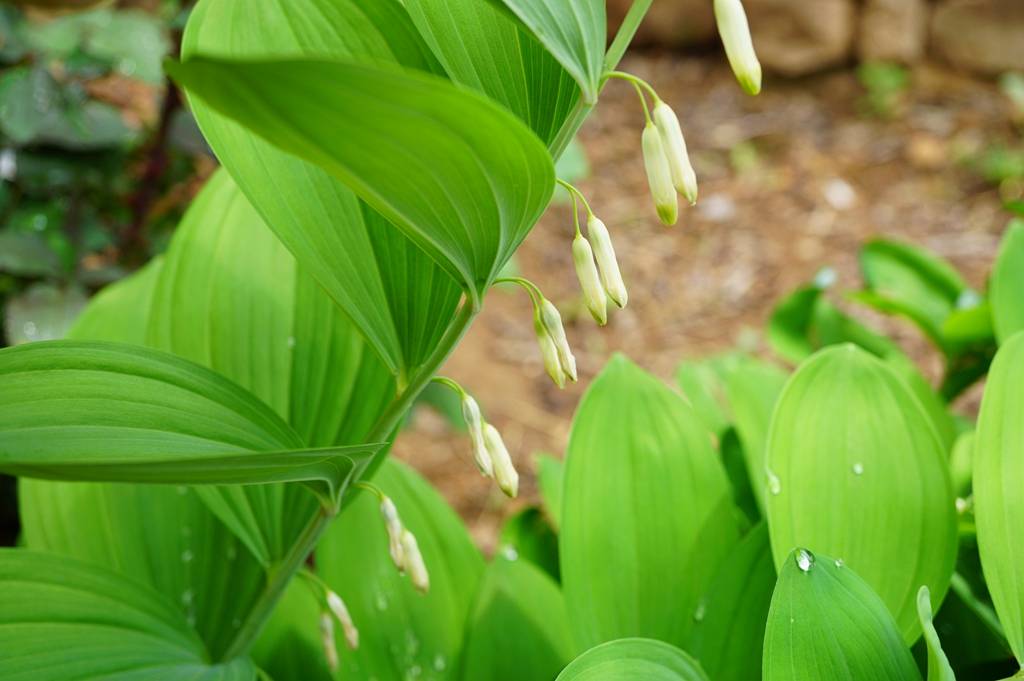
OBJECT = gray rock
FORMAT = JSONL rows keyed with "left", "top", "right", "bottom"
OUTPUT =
{"left": 745, "top": 0, "right": 858, "bottom": 76}
{"left": 859, "top": 0, "right": 930, "bottom": 63}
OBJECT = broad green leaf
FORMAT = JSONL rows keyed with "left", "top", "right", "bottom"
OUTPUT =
{"left": 724, "top": 357, "right": 789, "bottom": 512}
{"left": 250, "top": 580, "right": 333, "bottom": 681}
{"left": 0, "top": 549, "right": 257, "bottom": 680}
{"left": 685, "top": 523, "right": 775, "bottom": 681}
{"left": 942, "top": 300, "right": 994, "bottom": 347}
{"left": 0, "top": 340, "right": 378, "bottom": 491}
{"left": 974, "top": 331, "right": 1024, "bottom": 664}
{"left": 766, "top": 345, "right": 958, "bottom": 642}
{"left": 182, "top": 0, "right": 461, "bottom": 376}
{"left": 991, "top": 220, "right": 1024, "bottom": 344}
{"left": 460, "top": 555, "right": 574, "bottom": 681}
{"left": 856, "top": 238, "right": 968, "bottom": 348}
{"left": 675, "top": 358, "right": 731, "bottom": 436}
{"left": 20, "top": 252, "right": 267, "bottom": 658}
{"left": 168, "top": 56, "right": 555, "bottom": 306}
{"left": 316, "top": 459, "right": 484, "bottom": 679}
{"left": 556, "top": 638, "right": 710, "bottom": 681}
{"left": 561, "top": 355, "right": 739, "bottom": 652}
{"left": 68, "top": 257, "right": 163, "bottom": 345}
{"left": 404, "top": 0, "right": 579, "bottom": 147}
{"left": 763, "top": 548, "right": 921, "bottom": 681}
{"left": 498, "top": 506, "right": 560, "bottom": 581}
{"left": 535, "top": 452, "right": 564, "bottom": 530}
{"left": 918, "top": 586, "right": 956, "bottom": 681}
{"left": 767, "top": 282, "right": 899, "bottom": 365}
{"left": 488, "top": 0, "right": 606, "bottom": 105}
{"left": 19, "top": 482, "right": 265, "bottom": 660}
{"left": 719, "top": 428, "right": 759, "bottom": 525}
{"left": 145, "top": 169, "right": 396, "bottom": 563}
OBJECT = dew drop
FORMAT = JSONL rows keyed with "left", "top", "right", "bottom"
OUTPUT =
{"left": 432, "top": 654, "right": 447, "bottom": 672}
{"left": 287, "top": 336, "right": 296, "bottom": 349}
{"left": 955, "top": 497, "right": 970, "bottom": 514}
{"left": 181, "top": 549, "right": 194, "bottom": 563}
{"left": 767, "top": 469, "right": 782, "bottom": 496}
{"left": 181, "top": 588, "right": 194, "bottom": 605}
{"left": 375, "top": 592, "right": 389, "bottom": 612}
{"left": 796, "top": 548, "right": 814, "bottom": 572}
{"left": 834, "top": 558, "right": 844, "bottom": 568}
{"left": 406, "top": 664, "right": 422, "bottom": 680}
{"left": 501, "top": 545, "right": 519, "bottom": 561}
{"left": 693, "top": 600, "right": 707, "bottom": 623}
{"left": 852, "top": 462, "right": 864, "bottom": 476}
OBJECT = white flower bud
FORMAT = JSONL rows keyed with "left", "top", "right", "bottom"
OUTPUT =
{"left": 484, "top": 423, "right": 519, "bottom": 498}
{"left": 642, "top": 123, "right": 678, "bottom": 226}
{"left": 539, "top": 299, "right": 577, "bottom": 382}
{"left": 535, "top": 318, "right": 565, "bottom": 388}
{"left": 327, "top": 591, "right": 359, "bottom": 650}
{"left": 652, "top": 101, "right": 698, "bottom": 205}
{"left": 572, "top": 232, "right": 608, "bottom": 325}
{"left": 379, "top": 497, "right": 405, "bottom": 572}
{"left": 461, "top": 394, "right": 493, "bottom": 477}
{"left": 400, "top": 529, "right": 430, "bottom": 593}
{"left": 714, "top": 0, "right": 762, "bottom": 96}
{"left": 586, "top": 216, "right": 628, "bottom": 309}
{"left": 319, "top": 612, "right": 339, "bottom": 671}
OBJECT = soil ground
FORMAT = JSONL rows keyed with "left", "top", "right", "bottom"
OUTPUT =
{"left": 392, "top": 52, "right": 1017, "bottom": 551}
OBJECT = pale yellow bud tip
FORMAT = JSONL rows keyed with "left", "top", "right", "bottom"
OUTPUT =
{"left": 572, "top": 233, "right": 609, "bottom": 325}
{"left": 539, "top": 299, "right": 577, "bottom": 382}
{"left": 400, "top": 529, "right": 430, "bottom": 593}
{"left": 642, "top": 124, "right": 678, "bottom": 227}
{"left": 714, "top": 0, "right": 762, "bottom": 96}
{"left": 461, "top": 394, "right": 493, "bottom": 477}
{"left": 484, "top": 423, "right": 519, "bottom": 498}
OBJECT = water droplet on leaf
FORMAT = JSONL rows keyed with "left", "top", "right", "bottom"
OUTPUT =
{"left": 796, "top": 548, "right": 814, "bottom": 572}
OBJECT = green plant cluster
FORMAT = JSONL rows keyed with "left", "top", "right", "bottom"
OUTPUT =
{"left": 1, "top": 1, "right": 1023, "bottom": 680}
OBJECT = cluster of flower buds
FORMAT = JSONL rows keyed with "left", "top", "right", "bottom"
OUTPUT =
{"left": 714, "top": 0, "right": 762, "bottom": 96}
{"left": 379, "top": 495, "right": 430, "bottom": 592}
{"left": 460, "top": 391, "right": 519, "bottom": 497}
{"left": 536, "top": 297, "right": 577, "bottom": 388}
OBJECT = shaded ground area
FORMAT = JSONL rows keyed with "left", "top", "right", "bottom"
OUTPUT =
{"left": 393, "top": 52, "right": 1015, "bottom": 551}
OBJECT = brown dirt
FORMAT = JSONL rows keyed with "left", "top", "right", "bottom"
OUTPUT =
{"left": 392, "top": 52, "right": 1016, "bottom": 553}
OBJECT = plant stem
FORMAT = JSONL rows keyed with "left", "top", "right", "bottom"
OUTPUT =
{"left": 217, "top": 299, "right": 478, "bottom": 662}
{"left": 548, "top": 0, "right": 653, "bottom": 160}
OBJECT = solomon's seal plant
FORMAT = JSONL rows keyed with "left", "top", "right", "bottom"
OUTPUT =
{"left": 15, "top": 2, "right": 1024, "bottom": 680}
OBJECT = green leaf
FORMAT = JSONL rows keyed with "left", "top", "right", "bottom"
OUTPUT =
{"left": 316, "top": 459, "right": 484, "bottom": 679}
{"left": 560, "top": 354, "right": 739, "bottom": 652}
{"left": 762, "top": 548, "right": 921, "bottom": 681}
{"left": 498, "top": 506, "right": 560, "bottom": 581}
{"left": 855, "top": 239, "right": 968, "bottom": 350}
{"left": 168, "top": 56, "right": 554, "bottom": 306}
{"left": 684, "top": 523, "right": 775, "bottom": 681}
{"left": 556, "top": 638, "right": 710, "bottom": 681}
{"left": 723, "top": 357, "right": 789, "bottom": 513}
{"left": 181, "top": 0, "right": 461, "bottom": 376}
{"left": 0, "top": 549, "right": 257, "bottom": 680}
{"left": 675, "top": 358, "right": 731, "bottom": 437}
{"left": 68, "top": 258, "right": 163, "bottom": 345}
{"left": 460, "top": 555, "right": 574, "bottom": 681}
{"left": 991, "top": 220, "right": 1024, "bottom": 344}
{"left": 535, "top": 452, "right": 565, "bottom": 530}
{"left": 765, "top": 345, "right": 958, "bottom": 642}
{"left": 143, "top": 170, "right": 397, "bottom": 561}
{"left": 488, "top": 0, "right": 605, "bottom": 105}
{"left": 918, "top": 586, "right": 956, "bottom": 681}
{"left": 404, "top": 0, "right": 579, "bottom": 147}
{"left": 0, "top": 340, "right": 378, "bottom": 491}
{"left": 19, "top": 482, "right": 265, "bottom": 660}
{"left": 974, "top": 331, "right": 1024, "bottom": 665}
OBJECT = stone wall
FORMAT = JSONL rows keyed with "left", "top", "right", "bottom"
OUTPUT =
{"left": 609, "top": 0, "right": 1024, "bottom": 77}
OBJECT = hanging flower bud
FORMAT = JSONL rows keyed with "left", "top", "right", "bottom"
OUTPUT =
{"left": 586, "top": 216, "right": 628, "bottom": 308}
{"left": 572, "top": 232, "right": 609, "bottom": 325}
{"left": 400, "top": 529, "right": 430, "bottom": 593}
{"left": 379, "top": 496, "right": 405, "bottom": 572}
{"left": 319, "top": 612, "right": 339, "bottom": 671}
{"left": 642, "top": 123, "right": 678, "bottom": 226}
{"left": 714, "top": 0, "right": 762, "bottom": 96}
{"left": 483, "top": 423, "right": 519, "bottom": 498}
{"left": 539, "top": 299, "right": 577, "bottom": 382}
{"left": 535, "top": 318, "right": 565, "bottom": 388}
{"left": 461, "top": 393, "right": 493, "bottom": 477}
{"left": 327, "top": 591, "right": 359, "bottom": 650}
{"left": 652, "top": 101, "right": 698, "bottom": 205}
